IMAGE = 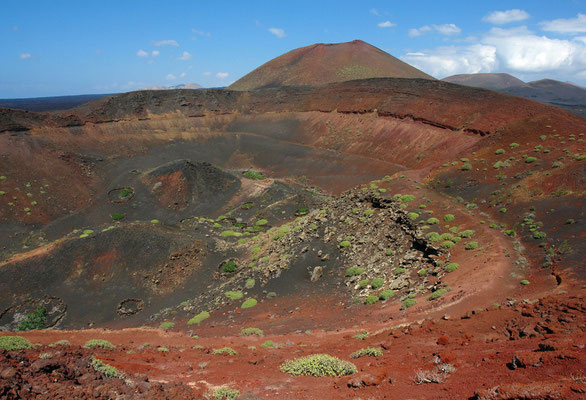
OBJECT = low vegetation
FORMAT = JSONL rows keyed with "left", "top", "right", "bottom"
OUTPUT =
{"left": 280, "top": 354, "right": 357, "bottom": 377}
{"left": 212, "top": 347, "right": 238, "bottom": 355}
{"left": 84, "top": 339, "right": 115, "bottom": 349}
{"left": 91, "top": 357, "right": 119, "bottom": 378}
{"left": 240, "top": 327, "right": 264, "bottom": 337}
{"left": 241, "top": 298, "right": 258, "bottom": 309}
{"left": 17, "top": 306, "right": 47, "bottom": 331}
{"left": 188, "top": 311, "right": 210, "bottom": 325}
{"left": 0, "top": 336, "right": 33, "bottom": 351}
{"left": 351, "top": 347, "right": 383, "bottom": 358}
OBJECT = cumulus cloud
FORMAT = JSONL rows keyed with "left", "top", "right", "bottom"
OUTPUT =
{"left": 433, "top": 24, "right": 461, "bottom": 35}
{"left": 268, "top": 27, "right": 285, "bottom": 38}
{"left": 377, "top": 21, "right": 395, "bottom": 28}
{"left": 401, "top": 25, "right": 586, "bottom": 81}
{"left": 166, "top": 74, "right": 176, "bottom": 81}
{"left": 178, "top": 51, "right": 193, "bottom": 61}
{"left": 483, "top": 9, "right": 530, "bottom": 25}
{"left": 151, "top": 40, "right": 179, "bottom": 47}
{"left": 484, "top": 27, "right": 582, "bottom": 72}
{"left": 403, "top": 44, "right": 497, "bottom": 77}
{"left": 19, "top": 53, "right": 31, "bottom": 59}
{"left": 151, "top": 50, "right": 159, "bottom": 57}
{"left": 136, "top": 49, "right": 149, "bottom": 57}
{"left": 191, "top": 29, "right": 211, "bottom": 37}
{"left": 408, "top": 24, "right": 460, "bottom": 37}
{"left": 216, "top": 72, "right": 229, "bottom": 79}
{"left": 409, "top": 26, "right": 432, "bottom": 37}
{"left": 370, "top": 8, "right": 379, "bottom": 16}
{"left": 540, "top": 14, "right": 586, "bottom": 34}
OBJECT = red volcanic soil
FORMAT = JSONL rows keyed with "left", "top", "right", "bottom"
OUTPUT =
{"left": 228, "top": 40, "right": 434, "bottom": 91}
{"left": 0, "top": 77, "right": 584, "bottom": 399}
{"left": 2, "top": 292, "right": 584, "bottom": 399}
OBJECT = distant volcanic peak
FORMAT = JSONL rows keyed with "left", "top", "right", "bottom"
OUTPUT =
{"left": 442, "top": 73, "right": 526, "bottom": 90}
{"left": 228, "top": 40, "right": 435, "bottom": 91}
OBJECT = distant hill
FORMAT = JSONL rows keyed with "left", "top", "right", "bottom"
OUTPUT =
{"left": 0, "top": 94, "right": 110, "bottom": 112}
{"left": 442, "top": 73, "right": 524, "bottom": 90}
{"left": 229, "top": 40, "right": 434, "bottom": 91}
{"left": 442, "top": 74, "right": 586, "bottom": 118}
{"left": 144, "top": 83, "right": 204, "bottom": 90}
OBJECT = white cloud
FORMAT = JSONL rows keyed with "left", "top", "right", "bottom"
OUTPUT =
{"left": 191, "top": 29, "right": 211, "bottom": 37}
{"left": 433, "top": 24, "right": 461, "bottom": 36}
{"left": 409, "top": 26, "right": 432, "bottom": 37}
{"left": 178, "top": 51, "right": 193, "bottom": 61}
{"left": 136, "top": 49, "right": 149, "bottom": 57}
{"left": 378, "top": 21, "right": 396, "bottom": 28}
{"left": 19, "top": 53, "right": 31, "bottom": 59}
{"left": 268, "top": 27, "right": 285, "bottom": 38}
{"left": 151, "top": 40, "right": 179, "bottom": 47}
{"left": 408, "top": 24, "right": 459, "bottom": 37}
{"left": 540, "top": 14, "right": 586, "bottom": 34}
{"left": 151, "top": 50, "right": 160, "bottom": 57}
{"left": 402, "top": 44, "right": 497, "bottom": 77}
{"left": 370, "top": 8, "right": 379, "bottom": 16}
{"left": 180, "top": 72, "right": 187, "bottom": 78}
{"left": 216, "top": 72, "right": 229, "bottom": 79}
{"left": 484, "top": 27, "right": 582, "bottom": 72}
{"left": 203, "top": 71, "right": 211, "bottom": 76}
{"left": 166, "top": 74, "right": 176, "bottom": 81}
{"left": 483, "top": 9, "right": 530, "bottom": 25}
{"left": 401, "top": 25, "right": 586, "bottom": 81}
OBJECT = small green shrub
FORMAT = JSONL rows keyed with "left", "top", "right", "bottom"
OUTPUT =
{"left": 364, "top": 209, "right": 374, "bottom": 217}
{"left": 345, "top": 266, "right": 365, "bottom": 277}
{"left": 509, "top": 142, "right": 520, "bottom": 148}
{"left": 110, "top": 213, "right": 125, "bottom": 220}
{"left": 458, "top": 229, "right": 475, "bottom": 238}
{"left": 525, "top": 157, "right": 537, "bottom": 163}
{"left": 0, "top": 336, "right": 33, "bottom": 350}
{"left": 157, "top": 346, "right": 169, "bottom": 353}
{"left": 255, "top": 219, "right": 268, "bottom": 226}
{"left": 417, "top": 268, "right": 428, "bottom": 276}
{"left": 499, "top": 208, "right": 507, "bottom": 213}
{"left": 261, "top": 340, "right": 275, "bottom": 348}
{"left": 211, "top": 387, "right": 240, "bottom": 400}
{"left": 393, "top": 267, "right": 406, "bottom": 275}
{"left": 187, "top": 311, "right": 210, "bottom": 325}
{"left": 244, "top": 170, "right": 264, "bottom": 180}
{"left": 427, "top": 217, "right": 440, "bottom": 225}
{"left": 426, "top": 232, "right": 441, "bottom": 242}
{"left": 339, "top": 240, "right": 351, "bottom": 248}
{"left": 84, "top": 339, "right": 115, "bottom": 349}
{"left": 465, "top": 241, "right": 478, "bottom": 250}
{"left": 280, "top": 354, "right": 357, "bottom": 377}
{"left": 461, "top": 163, "right": 472, "bottom": 171}
{"left": 400, "top": 194, "right": 415, "bottom": 203}
{"left": 444, "top": 214, "right": 455, "bottom": 222}
{"left": 408, "top": 212, "right": 420, "bottom": 220}
{"left": 220, "top": 230, "right": 242, "bottom": 238}
{"left": 91, "top": 357, "right": 119, "bottom": 378}
{"left": 159, "top": 322, "right": 175, "bottom": 331}
{"left": 533, "top": 231, "right": 546, "bottom": 239}
{"left": 428, "top": 288, "right": 448, "bottom": 301}
{"left": 17, "top": 306, "right": 47, "bottom": 331}
{"left": 520, "top": 280, "right": 530, "bottom": 285}
{"left": 221, "top": 260, "right": 237, "bottom": 273}
{"left": 365, "top": 295, "right": 379, "bottom": 305}
{"left": 495, "top": 149, "right": 505, "bottom": 155}
{"left": 379, "top": 289, "right": 395, "bottom": 300}
{"left": 241, "top": 298, "right": 258, "bottom": 309}
{"left": 441, "top": 240, "right": 455, "bottom": 249}
{"left": 245, "top": 278, "right": 255, "bottom": 289}
{"left": 445, "top": 263, "right": 459, "bottom": 273}
{"left": 351, "top": 347, "right": 382, "bottom": 358}
{"left": 505, "top": 230, "right": 516, "bottom": 236}
{"left": 370, "top": 278, "right": 384, "bottom": 289}
{"left": 358, "top": 279, "right": 369, "bottom": 288}
{"left": 212, "top": 347, "right": 237, "bottom": 355}
{"left": 224, "top": 291, "right": 243, "bottom": 300}
{"left": 401, "top": 298, "right": 417, "bottom": 309}
{"left": 119, "top": 188, "right": 133, "bottom": 198}
{"left": 385, "top": 248, "right": 394, "bottom": 255}
{"left": 241, "top": 327, "right": 264, "bottom": 337}
{"left": 354, "top": 331, "right": 368, "bottom": 340}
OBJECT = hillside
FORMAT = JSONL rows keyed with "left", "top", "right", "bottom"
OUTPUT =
{"left": 0, "top": 77, "right": 584, "bottom": 399}
{"left": 443, "top": 73, "right": 586, "bottom": 117}
{"left": 229, "top": 40, "right": 434, "bottom": 90}
{"left": 442, "top": 73, "right": 524, "bottom": 90}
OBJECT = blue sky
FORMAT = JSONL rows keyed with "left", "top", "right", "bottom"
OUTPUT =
{"left": 2, "top": 0, "right": 585, "bottom": 98}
